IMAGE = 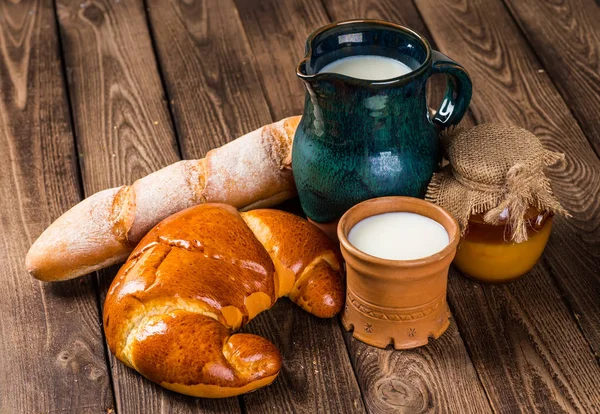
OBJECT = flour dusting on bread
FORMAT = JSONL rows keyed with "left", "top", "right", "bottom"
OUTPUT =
{"left": 203, "top": 118, "right": 298, "bottom": 207}
{"left": 26, "top": 117, "right": 301, "bottom": 281}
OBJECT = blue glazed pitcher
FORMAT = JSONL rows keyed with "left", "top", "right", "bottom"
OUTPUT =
{"left": 293, "top": 20, "right": 472, "bottom": 224}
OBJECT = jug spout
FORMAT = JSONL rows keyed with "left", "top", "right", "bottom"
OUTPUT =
{"left": 297, "top": 59, "right": 339, "bottom": 99}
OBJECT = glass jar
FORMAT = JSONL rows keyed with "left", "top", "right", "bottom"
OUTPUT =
{"left": 453, "top": 208, "right": 553, "bottom": 283}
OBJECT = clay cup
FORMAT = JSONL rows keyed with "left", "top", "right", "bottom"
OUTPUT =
{"left": 338, "top": 196, "right": 460, "bottom": 349}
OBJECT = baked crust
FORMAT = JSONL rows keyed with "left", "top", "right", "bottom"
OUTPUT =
{"left": 26, "top": 117, "right": 300, "bottom": 282}
{"left": 103, "top": 204, "right": 343, "bottom": 398}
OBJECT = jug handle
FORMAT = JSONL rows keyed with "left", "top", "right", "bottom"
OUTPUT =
{"left": 428, "top": 50, "right": 472, "bottom": 130}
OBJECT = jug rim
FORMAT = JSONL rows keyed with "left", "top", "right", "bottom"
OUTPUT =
{"left": 297, "top": 19, "right": 433, "bottom": 86}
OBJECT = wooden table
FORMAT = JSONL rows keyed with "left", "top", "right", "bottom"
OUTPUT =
{"left": 2, "top": 0, "right": 599, "bottom": 412}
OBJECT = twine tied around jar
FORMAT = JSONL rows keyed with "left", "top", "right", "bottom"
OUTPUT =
{"left": 425, "top": 124, "right": 569, "bottom": 243}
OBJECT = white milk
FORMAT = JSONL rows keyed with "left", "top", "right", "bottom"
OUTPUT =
{"left": 319, "top": 55, "right": 412, "bottom": 80}
{"left": 348, "top": 212, "right": 449, "bottom": 260}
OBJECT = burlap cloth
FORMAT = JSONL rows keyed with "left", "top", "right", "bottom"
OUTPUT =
{"left": 425, "top": 124, "right": 569, "bottom": 243}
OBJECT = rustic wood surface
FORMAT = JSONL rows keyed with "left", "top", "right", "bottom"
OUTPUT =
{"left": 2, "top": 0, "right": 599, "bottom": 413}
{"left": 0, "top": 0, "right": 113, "bottom": 412}
{"left": 503, "top": 0, "right": 600, "bottom": 155}
{"left": 416, "top": 0, "right": 600, "bottom": 412}
{"left": 146, "top": 0, "right": 273, "bottom": 155}
{"left": 234, "top": 0, "right": 331, "bottom": 119}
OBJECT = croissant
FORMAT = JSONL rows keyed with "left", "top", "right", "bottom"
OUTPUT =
{"left": 103, "top": 204, "right": 344, "bottom": 398}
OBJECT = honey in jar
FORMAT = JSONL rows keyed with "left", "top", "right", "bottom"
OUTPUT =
{"left": 453, "top": 208, "right": 553, "bottom": 282}
{"left": 425, "top": 124, "right": 569, "bottom": 284}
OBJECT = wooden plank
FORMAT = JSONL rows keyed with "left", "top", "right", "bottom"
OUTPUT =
{"left": 503, "top": 0, "right": 600, "bottom": 155}
{"left": 319, "top": 2, "right": 491, "bottom": 413}
{"left": 341, "top": 322, "right": 491, "bottom": 414}
{"left": 145, "top": 0, "right": 272, "bottom": 156}
{"left": 416, "top": 0, "right": 600, "bottom": 411}
{"left": 55, "top": 0, "right": 239, "bottom": 412}
{"left": 241, "top": 301, "right": 366, "bottom": 413}
{"left": 0, "top": 0, "right": 113, "bottom": 412}
{"left": 147, "top": 0, "right": 365, "bottom": 411}
{"left": 234, "top": 0, "right": 331, "bottom": 119}
{"left": 56, "top": 0, "right": 179, "bottom": 192}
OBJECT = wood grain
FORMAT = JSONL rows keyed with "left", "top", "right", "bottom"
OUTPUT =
{"left": 147, "top": 0, "right": 365, "bottom": 411}
{"left": 342, "top": 321, "right": 490, "bottom": 414}
{"left": 0, "top": 0, "right": 113, "bottom": 412}
{"left": 241, "top": 302, "right": 366, "bottom": 414}
{"left": 55, "top": 0, "right": 239, "bottom": 412}
{"left": 4, "top": 0, "right": 599, "bottom": 412}
{"left": 503, "top": 0, "right": 600, "bottom": 156}
{"left": 448, "top": 269, "right": 600, "bottom": 412}
{"left": 234, "top": 0, "right": 331, "bottom": 120}
{"left": 56, "top": 0, "right": 179, "bottom": 192}
{"left": 416, "top": 0, "right": 600, "bottom": 411}
{"left": 145, "top": 0, "right": 273, "bottom": 157}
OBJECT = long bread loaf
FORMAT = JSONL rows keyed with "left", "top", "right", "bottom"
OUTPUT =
{"left": 26, "top": 117, "right": 300, "bottom": 282}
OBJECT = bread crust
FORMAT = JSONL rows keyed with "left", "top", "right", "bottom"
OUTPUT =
{"left": 25, "top": 188, "right": 133, "bottom": 282}
{"left": 26, "top": 117, "right": 300, "bottom": 281}
{"left": 241, "top": 209, "right": 345, "bottom": 318}
{"left": 103, "top": 204, "right": 343, "bottom": 398}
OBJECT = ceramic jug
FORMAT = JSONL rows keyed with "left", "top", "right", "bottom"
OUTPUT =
{"left": 293, "top": 20, "right": 472, "bottom": 224}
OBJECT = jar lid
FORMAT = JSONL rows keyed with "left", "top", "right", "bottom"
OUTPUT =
{"left": 425, "top": 124, "right": 569, "bottom": 242}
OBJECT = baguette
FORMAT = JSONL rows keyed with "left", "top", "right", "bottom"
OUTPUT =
{"left": 26, "top": 116, "right": 300, "bottom": 282}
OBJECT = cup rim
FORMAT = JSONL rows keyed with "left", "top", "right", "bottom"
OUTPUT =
{"left": 337, "top": 196, "right": 460, "bottom": 267}
{"left": 296, "top": 19, "right": 433, "bottom": 86}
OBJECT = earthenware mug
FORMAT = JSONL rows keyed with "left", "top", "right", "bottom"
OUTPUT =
{"left": 293, "top": 20, "right": 472, "bottom": 225}
{"left": 338, "top": 196, "right": 460, "bottom": 349}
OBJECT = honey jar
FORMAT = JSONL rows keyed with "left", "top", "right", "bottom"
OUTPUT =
{"left": 425, "top": 124, "right": 569, "bottom": 283}
{"left": 453, "top": 208, "right": 553, "bottom": 282}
